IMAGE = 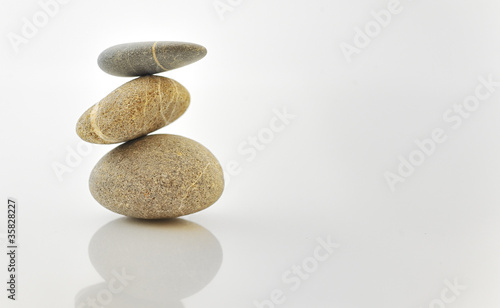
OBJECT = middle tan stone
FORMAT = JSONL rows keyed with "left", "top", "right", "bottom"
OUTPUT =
{"left": 76, "top": 75, "right": 190, "bottom": 144}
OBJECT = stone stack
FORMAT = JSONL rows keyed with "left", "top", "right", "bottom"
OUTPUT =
{"left": 76, "top": 41, "right": 224, "bottom": 219}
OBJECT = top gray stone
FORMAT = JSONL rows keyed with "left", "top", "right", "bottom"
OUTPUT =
{"left": 97, "top": 41, "right": 207, "bottom": 77}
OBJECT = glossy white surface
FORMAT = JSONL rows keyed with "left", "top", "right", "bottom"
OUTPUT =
{"left": 1, "top": 0, "right": 500, "bottom": 307}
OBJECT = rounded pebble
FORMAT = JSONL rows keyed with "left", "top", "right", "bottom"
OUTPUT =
{"left": 89, "top": 134, "right": 225, "bottom": 219}
{"left": 98, "top": 41, "right": 207, "bottom": 77}
{"left": 76, "top": 75, "right": 190, "bottom": 144}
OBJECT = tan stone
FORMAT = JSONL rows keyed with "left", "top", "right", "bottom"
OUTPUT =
{"left": 76, "top": 75, "right": 189, "bottom": 144}
{"left": 89, "top": 134, "right": 224, "bottom": 219}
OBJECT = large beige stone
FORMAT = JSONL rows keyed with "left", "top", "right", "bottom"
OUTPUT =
{"left": 89, "top": 134, "right": 224, "bottom": 219}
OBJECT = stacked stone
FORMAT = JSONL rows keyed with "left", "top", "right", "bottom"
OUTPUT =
{"left": 76, "top": 41, "right": 224, "bottom": 219}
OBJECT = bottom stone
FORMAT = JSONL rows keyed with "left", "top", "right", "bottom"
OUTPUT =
{"left": 89, "top": 134, "right": 224, "bottom": 219}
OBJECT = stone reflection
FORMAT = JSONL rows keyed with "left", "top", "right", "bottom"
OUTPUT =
{"left": 75, "top": 218, "right": 223, "bottom": 308}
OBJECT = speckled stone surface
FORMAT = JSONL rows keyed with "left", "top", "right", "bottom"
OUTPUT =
{"left": 76, "top": 75, "right": 190, "bottom": 144}
{"left": 98, "top": 41, "right": 207, "bottom": 77}
{"left": 89, "top": 134, "right": 225, "bottom": 219}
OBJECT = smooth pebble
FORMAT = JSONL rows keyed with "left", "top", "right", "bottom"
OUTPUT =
{"left": 98, "top": 41, "right": 207, "bottom": 77}
{"left": 89, "top": 134, "right": 224, "bottom": 219}
{"left": 76, "top": 75, "right": 189, "bottom": 144}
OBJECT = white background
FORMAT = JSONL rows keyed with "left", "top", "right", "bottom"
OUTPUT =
{"left": 1, "top": 0, "right": 500, "bottom": 307}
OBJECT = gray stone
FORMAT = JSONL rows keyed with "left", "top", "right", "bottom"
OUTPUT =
{"left": 89, "top": 134, "right": 225, "bottom": 219}
{"left": 98, "top": 41, "right": 207, "bottom": 77}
